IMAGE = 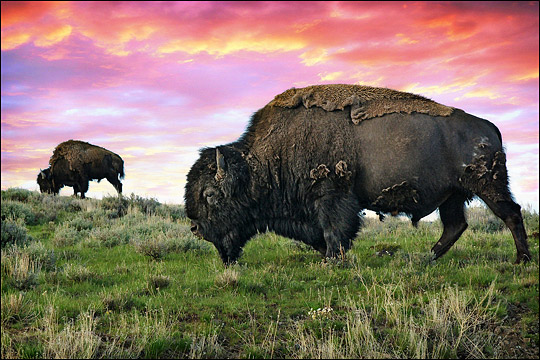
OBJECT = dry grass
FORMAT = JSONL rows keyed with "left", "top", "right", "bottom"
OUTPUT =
{"left": 1, "top": 293, "right": 34, "bottom": 326}
{"left": 215, "top": 267, "right": 240, "bottom": 288}
{"left": 41, "top": 306, "right": 101, "bottom": 359}
{"left": 1, "top": 250, "right": 40, "bottom": 290}
{"left": 286, "top": 280, "right": 500, "bottom": 359}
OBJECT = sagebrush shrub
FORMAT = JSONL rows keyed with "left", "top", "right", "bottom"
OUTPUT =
{"left": 131, "top": 237, "right": 169, "bottom": 260}
{"left": 101, "top": 196, "right": 129, "bottom": 218}
{"left": 1, "top": 188, "right": 35, "bottom": 202}
{"left": 63, "top": 263, "right": 96, "bottom": 283}
{"left": 1, "top": 201, "right": 36, "bottom": 225}
{"left": 53, "top": 223, "right": 87, "bottom": 247}
{"left": 1, "top": 219, "right": 32, "bottom": 248}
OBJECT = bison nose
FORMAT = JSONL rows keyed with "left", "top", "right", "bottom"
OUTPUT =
{"left": 190, "top": 221, "right": 198, "bottom": 234}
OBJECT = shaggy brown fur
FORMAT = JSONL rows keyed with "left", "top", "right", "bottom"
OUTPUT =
{"left": 335, "top": 160, "right": 352, "bottom": 180}
{"left": 459, "top": 151, "right": 511, "bottom": 202}
{"left": 38, "top": 140, "right": 124, "bottom": 198}
{"left": 310, "top": 164, "right": 330, "bottom": 181}
{"left": 49, "top": 140, "right": 123, "bottom": 177}
{"left": 269, "top": 84, "right": 454, "bottom": 123}
{"left": 371, "top": 181, "right": 420, "bottom": 214}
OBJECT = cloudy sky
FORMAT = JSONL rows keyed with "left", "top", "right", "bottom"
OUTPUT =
{"left": 1, "top": 1, "right": 538, "bottom": 213}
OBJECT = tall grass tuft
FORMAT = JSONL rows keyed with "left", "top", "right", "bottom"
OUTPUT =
{"left": 41, "top": 307, "right": 101, "bottom": 359}
{"left": 287, "top": 279, "right": 500, "bottom": 359}
{"left": 215, "top": 267, "right": 240, "bottom": 288}
{"left": 1, "top": 249, "right": 40, "bottom": 290}
{"left": 1, "top": 293, "right": 35, "bottom": 326}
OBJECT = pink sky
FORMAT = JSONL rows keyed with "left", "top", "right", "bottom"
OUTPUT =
{"left": 1, "top": 1, "right": 538, "bottom": 212}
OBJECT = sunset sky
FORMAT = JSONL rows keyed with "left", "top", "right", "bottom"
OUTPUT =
{"left": 2, "top": 1, "right": 539, "bottom": 213}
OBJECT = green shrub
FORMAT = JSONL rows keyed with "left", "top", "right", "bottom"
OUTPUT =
{"left": 131, "top": 236, "right": 169, "bottom": 260}
{"left": 522, "top": 206, "right": 539, "bottom": 234}
{"left": 1, "top": 219, "right": 32, "bottom": 248}
{"left": 25, "top": 241, "right": 57, "bottom": 272}
{"left": 1, "top": 201, "right": 36, "bottom": 225}
{"left": 63, "top": 263, "right": 97, "bottom": 283}
{"left": 101, "top": 196, "right": 129, "bottom": 218}
{"left": 129, "top": 193, "right": 161, "bottom": 215}
{"left": 53, "top": 223, "right": 87, "bottom": 247}
{"left": 101, "top": 288, "right": 138, "bottom": 312}
{"left": 1, "top": 188, "right": 35, "bottom": 202}
{"left": 156, "top": 204, "right": 186, "bottom": 221}
{"left": 166, "top": 232, "right": 213, "bottom": 253}
{"left": 67, "top": 217, "right": 93, "bottom": 231}
{"left": 89, "top": 226, "right": 131, "bottom": 248}
{"left": 466, "top": 206, "right": 505, "bottom": 233}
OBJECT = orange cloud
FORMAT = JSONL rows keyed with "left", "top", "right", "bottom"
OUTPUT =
{"left": 158, "top": 35, "right": 306, "bottom": 57}
{"left": 1, "top": 1, "right": 71, "bottom": 50}
{"left": 1, "top": 31, "right": 31, "bottom": 50}
{"left": 1, "top": 1, "right": 60, "bottom": 28}
{"left": 33, "top": 24, "right": 72, "bottom": 47}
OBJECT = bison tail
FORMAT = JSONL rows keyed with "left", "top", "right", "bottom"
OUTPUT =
{"left": 116, "top": 159, "right": 125, "bottom": 180}
{"left": 119, "top": 164, "right": 125, "bottom": 180}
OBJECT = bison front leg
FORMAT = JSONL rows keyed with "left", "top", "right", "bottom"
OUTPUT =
{"left": 315, "top": 193, "right": 360, "bottom": 258}
{"left": 431, "top": 193, "right": 468, "bottom": 260}
{"left": 79, "top": 178, "right": 89, "bottom": 199}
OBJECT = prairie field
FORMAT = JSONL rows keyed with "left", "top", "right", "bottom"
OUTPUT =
{"left": 1, "top": 188, "right": 538, "bottom": 359}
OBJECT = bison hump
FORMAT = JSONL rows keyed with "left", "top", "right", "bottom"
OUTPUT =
{"left": 49, "top": 140, "right": 115, "bottom": 174}
{"left": 268, "top": 84, "right": 454, "bottom": 123}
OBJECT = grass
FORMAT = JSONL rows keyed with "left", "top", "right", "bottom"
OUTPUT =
{"left": 1, "top": 187, "right": 538, "bottom": 358}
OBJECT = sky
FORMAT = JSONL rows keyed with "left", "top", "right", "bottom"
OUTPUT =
{"left": 1, "top": 1, "right": 539, "bottom": 214}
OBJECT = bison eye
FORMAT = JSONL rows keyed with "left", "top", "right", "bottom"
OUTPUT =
{"left": 203, "top": 189, "right": 218, "bottom": 205}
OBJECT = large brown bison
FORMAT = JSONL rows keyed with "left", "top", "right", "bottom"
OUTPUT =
{"left": 185, "top": 84, "right": 531, "bottom": 264}
{"left": 37, "top": 140, "right": 124, "bottom": 199}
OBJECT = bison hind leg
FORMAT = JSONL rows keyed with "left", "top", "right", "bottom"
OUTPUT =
{"left": 431, "top": 193, "right": 468, "bottom": 260}
{"left": 460, "top": 150, "right": 530, "bottom": 263}
{"left": 478, "top": 195, "right": 530, "bottom": 263}
{"left": 106, "top": 174, "right": 123, "bottom": 195}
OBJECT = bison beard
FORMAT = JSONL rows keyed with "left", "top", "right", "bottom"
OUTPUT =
{"left": 185, "top": 84, "right": 531, "bottom": 265}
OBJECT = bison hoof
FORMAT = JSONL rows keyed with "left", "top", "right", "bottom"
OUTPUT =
{"left": 514, "top": 253, "right": 531, "bottom": 264}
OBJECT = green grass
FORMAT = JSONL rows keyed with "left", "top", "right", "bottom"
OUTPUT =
{"left": 1, "top": 188, "right": 538, "bottom": 358}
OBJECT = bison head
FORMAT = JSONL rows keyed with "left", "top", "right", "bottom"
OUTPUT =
{"left": 185, "top": 146, "right": 252, "bottom": 263}
{"left": 37, "top": 168, "right": 55, "bottom": 194}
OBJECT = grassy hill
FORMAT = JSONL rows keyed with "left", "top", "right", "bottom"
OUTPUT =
{"left": 1, "top": 188, "right": 538, "bottom": 358}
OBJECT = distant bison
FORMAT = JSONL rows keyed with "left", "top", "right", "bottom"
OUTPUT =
{"left": 38, "top": 140, "right": 124, "bottom": 199}
{"left": 185, "top": 84, "right": 531, "bottom": 264}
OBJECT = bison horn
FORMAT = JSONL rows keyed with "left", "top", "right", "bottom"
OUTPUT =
{"left": 215, "top": 148, "right": 226, "bottom": 181}
{"left": 40, "top": 169, "right": 46, "bottom": 179}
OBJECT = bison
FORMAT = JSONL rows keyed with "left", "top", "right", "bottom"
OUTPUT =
{"left": 185, "top": 84, "right": 531, "bottom": 264}
{"left": 37, "top": 140, "right": 124, "bottom": 199}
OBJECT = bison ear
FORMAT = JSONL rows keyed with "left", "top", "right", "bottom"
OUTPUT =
{"left": 215, "top": 148, "right": 226, "bottom": 182}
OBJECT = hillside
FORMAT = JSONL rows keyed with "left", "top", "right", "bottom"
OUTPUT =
{"left": 1, "top": 188, "right": 538, "bottom": 359}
